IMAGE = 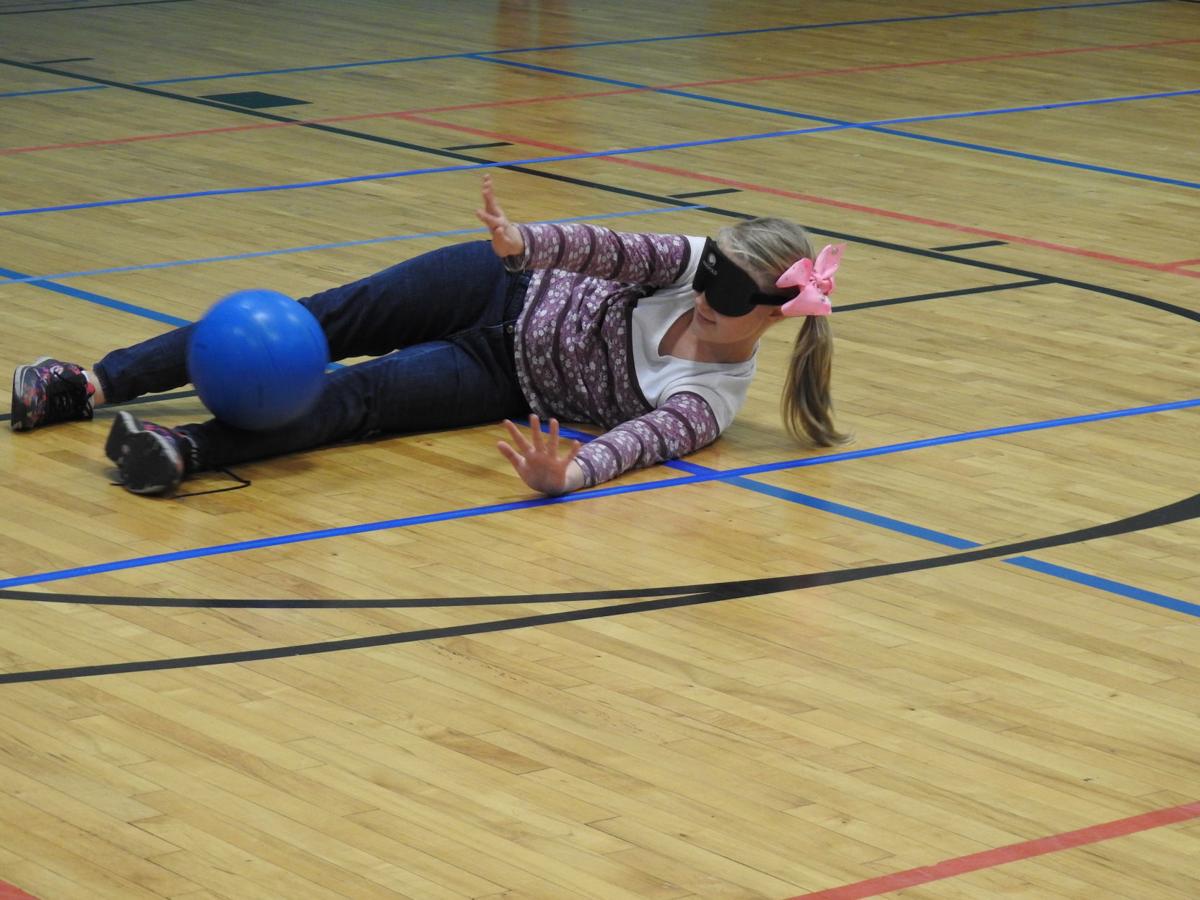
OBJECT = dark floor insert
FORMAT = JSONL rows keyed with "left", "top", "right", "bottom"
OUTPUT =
{"left": 200, "top": 91, "right": 310, "bottom": 109}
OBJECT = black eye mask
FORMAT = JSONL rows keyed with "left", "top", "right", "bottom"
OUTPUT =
{"left": 691, "top": 238, "right": 797, "bottom": 317}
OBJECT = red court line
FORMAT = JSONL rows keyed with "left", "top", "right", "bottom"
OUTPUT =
{"left": 789, "top": 800, "right": 1200, "bottom": 899}
{"left": 397, "top": 111, "right": 1200, "bottom": 281}
{"left": 3, "top": 36, "right": 1196, "bottom": 156}
{"left": 0, "top": 881, "right": 38, "bottom": 900}
{"left": 8, "top": 41, "right": 1198, "bottom": 282}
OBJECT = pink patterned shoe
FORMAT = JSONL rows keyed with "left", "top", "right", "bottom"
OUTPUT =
{"left": 107, "top": 412, "right": 186, "bottom": 495}
{"left": 10, "top": 357, "right": 95, "bottom": 431}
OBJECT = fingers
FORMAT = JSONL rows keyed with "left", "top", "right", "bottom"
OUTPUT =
{"left": 502, "top": 418, "right": 533, "bottom": 454}
{"left": 496, "top": 440, "right": 524, "bottom": 470}
{"left": 475, "top": 206, "right": 503, "bottom": 230}
{"left": 499, "top": 418, "right": 580, "bottom": 496}
{"left": 477, "top": 177, "right": 497, "bottom": 224}
{"left": 526, "top": 417, "right": 579, "bottom": 461}
{"left": 526, "top": 414, "right": 544, "bottom": 452}
{"left": 481, "top": 173, "right": 503, "bottom": 218}
{"left": 476, "top": 214, "right": 501, "bottom": 232}
{"left": 479, "top": 174, "right": 520, "bottom": 257}
{"left": 502, "top": 417, "right": 578, "bottom": 464}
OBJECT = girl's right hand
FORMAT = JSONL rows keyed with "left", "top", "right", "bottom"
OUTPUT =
{"left": 497, "top": 415, "right": 584, "bottom": 496}
{"left": 476, "top": 174, "right": 525, "bottom": 259}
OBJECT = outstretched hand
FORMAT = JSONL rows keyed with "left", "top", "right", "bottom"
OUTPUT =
{"left": 476, "top": 174, "right": 525, "bottom": 259}
{"left": 498, "top": 415, "right": 584, "bottom": 496}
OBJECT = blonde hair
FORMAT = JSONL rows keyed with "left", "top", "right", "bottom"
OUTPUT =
{"left": 716, "top": 218, "right": 852, "bottom": 447}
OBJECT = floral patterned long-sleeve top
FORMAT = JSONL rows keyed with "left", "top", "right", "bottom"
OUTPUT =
{"left": 511, "top": 222, "right": 735, "bottom": 488}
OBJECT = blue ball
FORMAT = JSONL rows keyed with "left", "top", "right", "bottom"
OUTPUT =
{"left": 188, "top": 289, "right": 329, "bottom": 431}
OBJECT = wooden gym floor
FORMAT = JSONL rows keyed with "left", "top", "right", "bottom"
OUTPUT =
{"left": 1, "top": 1, "right": 1199, "bottom": 897}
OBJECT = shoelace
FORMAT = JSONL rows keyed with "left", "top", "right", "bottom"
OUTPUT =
{"left": 109, "top": 467, "right": 251, "bottom": 498}
{"left": 175, "top": 468, "right": 252, "bottom": 498}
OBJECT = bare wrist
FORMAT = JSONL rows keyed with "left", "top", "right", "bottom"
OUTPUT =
{"left": 563, "top": 460, "right": 586, "bottom": 493}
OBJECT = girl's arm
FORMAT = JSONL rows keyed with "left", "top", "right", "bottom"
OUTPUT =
{"left": 513, "top": 222, "right": 691, "bottom": 288}
{"left": 476, "top": 175, "right": 692, "bottom": 288}
{"left": 498, "top": 392, "right": 721, "bottom": 495}
{"left": 571, "top": 392, "right": 720, "bottom": 486}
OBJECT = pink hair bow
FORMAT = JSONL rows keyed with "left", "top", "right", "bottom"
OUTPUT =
{"left": 777, "top": 243, "right": 845, "bottom": 317}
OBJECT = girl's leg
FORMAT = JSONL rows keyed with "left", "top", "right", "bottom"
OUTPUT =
{"left": 301, "top": 240, "right": 517, "bottom": 361}
{"left": 180, "top": 322, "right": 528, "bottom": 470}
{"left": 92, "top": 325, "right": 192, "bottom": 404}
{"left": 112, "top": 279, "right": 531, "bottom": 492}
{"left": 95, "top": 240, "right": 513, "bottom": 403}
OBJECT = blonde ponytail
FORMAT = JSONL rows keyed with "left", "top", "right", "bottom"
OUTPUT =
{"left": 782, "top": 316, "right": 850, "bottom": 447}
{"left": 717, "top": 218, "right": 851, "bottom": 447}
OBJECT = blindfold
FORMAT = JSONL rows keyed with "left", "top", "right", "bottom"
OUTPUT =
{"left": 691, "top": 238, "right": 843, "bottom": 318}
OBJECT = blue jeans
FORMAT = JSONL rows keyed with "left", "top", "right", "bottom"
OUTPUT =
{"left": 94, "top": 241, "right": 532, "bottom": 470}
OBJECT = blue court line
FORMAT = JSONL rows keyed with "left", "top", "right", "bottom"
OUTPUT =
{"left": 0, "top": 264, "right": 189, "bottom": 326}
{"left": 0, "top": 139, "right": 798, "bottom": 217}
{"left": 480, "top": 53, "right": 1200, "bottom": 144}
{"left": 1000, "top": 557, "right": 1200, "bottom": 617}
{"left": 0, "top": 0, "right": 1160, "bottom": 100}
{"left": 862, "top": 124, "right": 1200, "bottom": 189}
{"left": 476, "top": 56, "right": 1200, "bottom": 190}
{"left": 707, "top": 398, "right": 1200, "bottom": 479}
{"left": 5, "top": 81, "right": 1196, "bottom": 219}
{"left": 688, "top": 466, "right": 977, "bottom": 549}
{"left": 2, "top": 4, "right": 1190, "bottom": 611}
{"left": 0, "top": 84, "right": 107, "bottom": 99}
{"left": 648, "top": 441, "right": 1200, "bottom": 616}
{"left": 719, "top": 475, "right": 1200, "bottom": 618}
{"left": 0, "top": 396, "right": 1194, "bottom": 592}
{"left": 561, "top": 398, "right": 1200, "bottom": 482}
{"left": 0, "top": 206, "right": 699, "bottom": 286}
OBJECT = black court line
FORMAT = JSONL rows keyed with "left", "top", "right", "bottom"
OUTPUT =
{"left": 5, "top": 54, "right": 1200, "bottom": 325}
{"left": 2, "top": 492, "right": 1195, "bottom": 683}
{"left": 0, "top": 389, "right": 198, "bottom": 424}
{"left": 3, "top": 56, "right": 1198, "bottom": 328}
{"left": 669, "top": 188, "right": 742, "bottom": 199}
{"left": 198, "top": 91, "right": 310, "bottom": 110}
{"left": 0, "top": 280, "right": 1044, "bottom": 425}
{"left": 0, "top": 0, "right": 189, "bottom": 12}
{"left": 932, "top": 240, "right": 1009, "bottom": 252}
{"left": 444, "top": 141, "right": 512, "bottom": 151}
{"left": 0, "top": 57, "right": 530, "bottom": 156}
{"left": 1, "top": 51, "right": 1197, "bottom": 684}
{"left": 5, "top": 55, "right": 1199, "bottom": 326}
{"left": 0, "top": 56, "right": 707, "bottom": 214}
{"left": 31, "top": 57, "right": 95, "bottom": 64}
{"left": 837, "top": 279, "right": 1049, "bottom": 312}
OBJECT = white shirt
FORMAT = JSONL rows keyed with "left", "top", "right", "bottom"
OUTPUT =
{"left": 629, "top": 236, "right": 757, "bottom": 432}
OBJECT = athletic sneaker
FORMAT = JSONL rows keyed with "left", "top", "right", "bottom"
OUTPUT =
{"left": 10, "top": 357, "right": 96, "bottom": 431}
{"left": 107, "top": 412, "right": 186, "bottom": 495}
{"left": 104, "top": 408, "right": 138, "bottom": 464}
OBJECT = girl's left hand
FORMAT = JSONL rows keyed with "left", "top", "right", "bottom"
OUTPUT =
{"left": 498, "top": 415, "right": 584, "bottom": 496}
{"left": 476, "top": 174, "right": 525, "bottom": 259}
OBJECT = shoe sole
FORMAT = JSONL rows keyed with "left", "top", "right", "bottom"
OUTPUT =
{"left": 105, "top": 410, "right": 139, "bottom": 464}
{"left": 118, "top": 430, "right": 183, "bottom": 495}
{"left": 9, "top": 356, "right": 52, "bottom": 432}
